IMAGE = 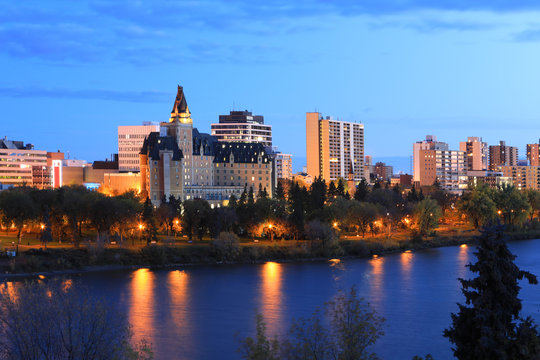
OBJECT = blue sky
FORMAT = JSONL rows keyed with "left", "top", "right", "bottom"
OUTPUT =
{"left": 2, "top": 1, "right": 540, "bottom": 172}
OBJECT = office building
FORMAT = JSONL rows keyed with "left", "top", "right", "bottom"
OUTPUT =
{"left": 460, "top": 136, "right": 488, "bottom": 171}
{"left": 305, "top": 112, "right": 364, "bottom": 182}
{"left": 118, "top": 123, "right": 160, "bottom": 172}
{"left": 0, "top": 138, "right": 47, "bottom": 187}
{"left": 211, "top": 110, "right": 272, "bottom": 147}
{"left": 527, "top": 141, "right": 540, "bottom": 166}
{"left": 489, "top": 141, "right": 518, "bottom": 170}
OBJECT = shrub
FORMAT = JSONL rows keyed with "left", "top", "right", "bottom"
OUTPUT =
{"left": 211, "top": 232, "right": 240, "bottom": 261}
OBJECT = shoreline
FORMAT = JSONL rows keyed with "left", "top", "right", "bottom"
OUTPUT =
{"left": 1, "top": 231, "right": 539, "bottom": 281}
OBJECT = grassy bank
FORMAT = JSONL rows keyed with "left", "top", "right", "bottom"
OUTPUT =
{"left": 2, "top": 229, "right": 540, "bottom": 277}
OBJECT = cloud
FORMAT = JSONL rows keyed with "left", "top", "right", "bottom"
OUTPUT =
{"left": 513, "top": 28, "right": 540, "bottom": 41}
{"left": 0, "top": 87, "right": 170, "bottom": 103}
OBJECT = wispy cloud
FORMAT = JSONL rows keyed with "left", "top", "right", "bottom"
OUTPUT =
{"left": 0, "top": 87, "right": 170, "bottom": 103}
{"left": 513, "top": 27, "right": 540, "bottom": 41}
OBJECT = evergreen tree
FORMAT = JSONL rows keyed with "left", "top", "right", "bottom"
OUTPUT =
{"left": 239, "top": 186, "right": 247, "bottom": 206}
{"left": 444, "top": 226, "right": 540, "bottom": 360}
{"left": 228, "top": 195, "right": 238, "bottom": 208}
{"left": 275, "top": 181, "right": 285, "bottom": 200}
{"left": 337, "top": 178, "right": 346, "bottom": 197}
{"left": 257, "top": 183, "right": 264, "bottom": 199}
{"left": 142, "top": 197, "right": 157, "bottom": 244}
{"left": 354, "top": 179, "right": 369, "bottom": 202}
{"left": 309, "top": 177, "right": 327, "bottom": 211}
{"left": 328, "top": 182, "right": 337, "bottom": 198}
{"left": 373, "top": 181, "right": 381, "bottom": 190}
{"left": 248, "top": 186, "right": 255, "bottom": 206}
{"left": 407, "top": 185, "right": 419, "bottom": 202}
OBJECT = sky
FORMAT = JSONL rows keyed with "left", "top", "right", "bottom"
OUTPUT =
{"left": 2, "top": 1, "right": 540, "bottom": 173}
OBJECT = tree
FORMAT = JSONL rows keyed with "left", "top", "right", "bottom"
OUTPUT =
{"left": 240, "top": 287, "right": 384, "bottom": 360}
{"left": 309, "top": 177, "right": 327, "bottom": 212}
{"left": 336, "top": 178, "right": 346, "bottom": 198}
{"left": 493, "top": 185, "right": 531, "bottom": 227}
{"left": 354, "top": 179, "right": 369, "bottom": 202}
{"left": 328, "top": 182, "right": 338, "bottom": 199}
{"left": 0, "top": 280, "right": 152, "bottom": 360}
{"left": 524, "top": 189, "right": 540, "bottom": 222}
{"left": 142, "top": 197, "right": 158, "bottom": 244}
{"left": 0, "top": 189, "right": 37, "bottom": 245}
{"left": 444, "top": 226, "right": 540, "bottom": 360}
{"left": 181, "top": 198, "right": 211, "bottom": 241}
{"left": 275, "top": 181, "right": 286, "bottom": 200}
{"left": 347, "top": 201, "right": 379, "bottom": 238}
{"left": 412, "top": 198, "right": 442, "bottom": 238}
{"left": 305, "top": 220, "right": 338, "bottom": 253}
{"left": 61, "top": 186, "right": 92, "bottom": 246}
{"left": 288, "top": 182, "right": 307, "bottom": 239}
{"left": 458, "top": 184, "right": 497, "bottom": 229}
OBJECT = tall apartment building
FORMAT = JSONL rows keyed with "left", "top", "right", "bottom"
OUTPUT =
{"left": 0, "top": 138, "right": 47, "bottom": 186}
{"left": 118, "top": 122, "right": 160, "bottom": 172}
{"left": 211, "top": 110, "right": 272, "bottom": 148}
{"left": 498, "top": 165, "right": 540, "bottom": 190}
{"left": 140, "top": 86, "right": 273, "bottom": 206}
{"left": 305, "top": 112, "right": 364, "bottom": 182}
{"left": 489, "top": 141, "right": 518, "bottom": 170}
{"left": 374, "top": 162, "right": 393, "bottom": 181}
{"left": 413, "top": 136, "right": 467, "bottom": 193}
{"left": 274, "top": 152, "right": 293, "bottom": 180}
{"left": 527, "top": 141, "right": 540, "bottom": 166}
{"left": 413, "top": 135, "right": 448, "bottom": 183}
{"left": 460, "top": 136, "right": 488, "bottom": 171}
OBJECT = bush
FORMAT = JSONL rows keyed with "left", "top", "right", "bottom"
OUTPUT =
{"left": 211, "top": 232, "right": 240, "bottom": 261}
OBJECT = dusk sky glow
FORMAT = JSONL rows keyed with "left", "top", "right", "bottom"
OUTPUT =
{"left": 3, "top": 0, "right": 540, "bottom": 172}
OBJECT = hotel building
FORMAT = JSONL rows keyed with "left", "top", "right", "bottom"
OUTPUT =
{"left": 118, "top": 122, "right": 160, "bottom": 172}
{"left": 140, "top": 86, "right": 273, "bottom": 206}
{"left": 211, "top": 111, "right": 272, "bottom": 148}
{"left": 305, "top": 112, "right": 364, "bottom": 182}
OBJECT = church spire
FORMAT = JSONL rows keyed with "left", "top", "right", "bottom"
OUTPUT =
{"left": 169, "top": 85, "right": 192, "bottom": 124}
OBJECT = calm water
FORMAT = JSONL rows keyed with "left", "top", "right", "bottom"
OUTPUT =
{"left": 4, "top": 240, "right": 540, "bottom": 359}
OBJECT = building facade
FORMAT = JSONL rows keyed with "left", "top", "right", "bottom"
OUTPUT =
{"left": 460, "top": 136, "right": 488, "bottom": 171}
{"left": 118, "top": 123, "right": 160, "bottom": 172}
{"left": 527, "top": 142, "right": 540, "bottom": 166}
{"left": 0, "top": 138, "right": 47, "bottom": 187}
{"left": 489, "top": 141, "right": 518, "bottom": 170}
{"left": 306, "top": 112, "right": 364, "bottom": 182}
{"left": 141, "top": 86, "right": 273, "bottom": 206}
{"left": 211, "top": 110, "right": 272, "bottom": 148}
{"left": 274, "top": 152, "right": 293, "bottom": 180}
{"left": 498, "top": 166, "right": 540, "bottom": 190}
{"left": 413, "top": 135, "right": 448, "bottom": 183}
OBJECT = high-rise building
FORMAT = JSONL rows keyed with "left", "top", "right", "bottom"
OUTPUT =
{"left": 0, "top": 138, "right": 47, "bottom": 187}
{"left": 274, "top": 152, "right": 293, "bottom": 180}
{"left": 527, "top": 141, "right": 540, "bottom": 166}
{"left": 211, "top": 110, "right": 272, "bottom": 147}
{"left": 498, "top": 165, "right": 540, "bottom": 190}
{"left": 141, "top": 86, "right": 273, "bottom": 206}
{"left": 460, "top": 136, "right": 488, "bottom": 171}
{"left": 305, "top": 112, "right": 364, "bottom": 182}
{"left": 412, "top": 135, "right": 449, "bottom": 183}
{"left": 413, "top": 136, "right": 467, "bottom": 193}
{"left": 118, "top": 122, "right": 160, "bottom": 172}
{"left": 489, "top": 140, "right": 518, "bottom": 170}
{"left": 374, "top": 162, "right": 393, "bottom": 181}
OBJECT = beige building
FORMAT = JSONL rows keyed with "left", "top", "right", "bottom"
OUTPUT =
{"left": 306, "top": 112, "right": 364, "bottom": 182}
{"left": 118, "top": 122, "right": 159, "bottom": 172}
{"left": 414, "top": 136, "right": 467, "bottom": 193}
{"left": 489, "top": 141, "right": 518, "bottom": 170}
{"left": 274, "top": 152, "right": 292, "bottom": 180}
{"left": 498, "top": 166, "right": 540, "bottom": 190}
{"left": 527, "top": 142, "right": 540, "bottom": 166}
{"left": 0, "top": 138, "right": 48, "bottom": 187}
{"left": 460, "top": 136, "right": 488, "bottom": 171}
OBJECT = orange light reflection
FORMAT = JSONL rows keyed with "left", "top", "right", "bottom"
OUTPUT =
{"left": 369, "top": 256, "right": 385, "bottom": 303}
{"left": 168, "top": 270, "right": 192, "bottom": 350}
{"left": 129, "top": 269, "right": 155, "bottom": 345}
{"left": 260, "top": 262, "right": 284, "bottom": 336}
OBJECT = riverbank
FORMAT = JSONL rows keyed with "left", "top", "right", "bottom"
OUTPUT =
{"left": 2, "top": 229, "right": 540, "bottom": 279}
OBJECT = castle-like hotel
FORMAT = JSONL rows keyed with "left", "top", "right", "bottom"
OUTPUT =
{"left": 140, "top": 86, "right": 274, "bottom": 205}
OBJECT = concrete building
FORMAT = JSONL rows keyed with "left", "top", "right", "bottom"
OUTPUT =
{"left": 0, "top": 138, "right": 47, "bottom": 187}
{"left": 460, "top": 136, "right": 488, "bottom": 171}
{"left": 118, "top": 122, "right": 160, "bottom": 172}
{"left": 527, "top": 141, "right": 540, "bottom": 166}
{"left": 498, "top": 166, "right": 540, "bottom": 190}
{"left": 211, "top": 110, "right": 272, "bottom": 147}
{"left": 274, "top": 152, "right": 293, "bottom": 180}
{"left": 32, "top": 152, "right": 64, "bottom": 189}
{"left": 413, "top": 135, "right": 448, "bottom": 183}
{"left": 305, "top": 112, "right": 364, "bottom": 182}
{"left": 413, "top": 136, "right": 467, "bottom": 193}
{"left": 489, "top": 141, "right": 518, "bottom": 170}
{"left": 141, "top": 85, "right": 273, "bottom": 206}
{"left": 467, "top": 170, "right": 512, "bottom": 189}
{"left": 374, "top": 162, "right": 393, "bottom": 181}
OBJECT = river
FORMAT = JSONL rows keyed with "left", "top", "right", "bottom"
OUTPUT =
{"left": 4, "top": 240, "right": 540, "bottom": 359}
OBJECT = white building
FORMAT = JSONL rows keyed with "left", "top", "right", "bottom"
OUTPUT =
{"left": 211, "top": 111, "right": 272, "bottom": 148}
{"left": 118, "top": 122, "right": 160, "bottom": 172}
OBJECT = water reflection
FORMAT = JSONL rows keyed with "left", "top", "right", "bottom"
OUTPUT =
{"left": 400, "top": 251, "right": 414, "bottom": 280}
{"left": 369, "top": 256, "right": 385, "bottom": 304}
{"left": 129, "top": 269, "right": 155, "bottom": 344}
{"left": 167, "top": 270, "right": 192, "bottom": 351}
{"left": 0, "top": 281, "right": 16, "bottom": 300}
{"left": 260, "top": 262, "right": 283, "bottom": 335}
{"left": 457, "top": 244, "right": 470, "bottom": 279}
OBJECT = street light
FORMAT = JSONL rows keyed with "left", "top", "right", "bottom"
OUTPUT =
{"left": 267, "top": 223, "right": 274, "bottom": 242}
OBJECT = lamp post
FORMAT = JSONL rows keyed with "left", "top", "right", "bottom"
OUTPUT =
{"left": 268, "top": 223, "right": 274, "bottom": 242}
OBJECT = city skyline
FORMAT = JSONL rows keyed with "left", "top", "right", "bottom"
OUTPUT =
{"left": 3, "top": 1, "right": 540, "bottom": 172}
